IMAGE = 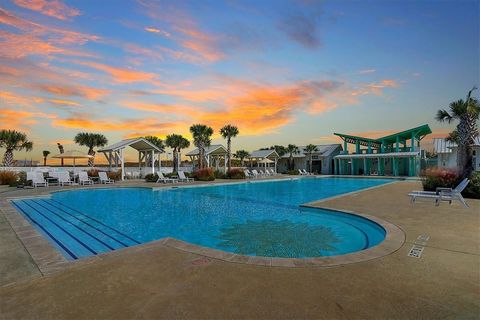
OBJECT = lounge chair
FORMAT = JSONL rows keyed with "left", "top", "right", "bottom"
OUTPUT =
{"left": 99, "top": 172, "right": 114, "bottom": 184}
{"left": 408, "top": 178, "right": 470, "bottom": 207}
{"left": 156, "top": 172, "right": 178, "bottom": 183}
{"left": 178, "top": 171, "right": 194, "bottom": 182}
{"left": 244, "top": 170, "right": 253, "bottom": 179}
{"left": 298, "top": 169, "right": 308, "bottom": 175}
{"left": 78, "top": 171, "right": 94, "bottom": 185}
{"left": 27, "top": 172, "right": 48, "bottom": 188}
{"left": 251, "top": 169, "right": 261, "bottom": 177}
{"left": 301, "top": 169, "right": 313, "bottom": 175}
{"left": 58, "top": 172, "right": 75, "bottom": 186}
{"left": 268, "top": 169, "right": 277, "bottom": 175}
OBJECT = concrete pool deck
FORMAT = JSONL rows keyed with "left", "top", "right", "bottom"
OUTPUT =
{"left": 0, "top": 178, "right": 479, "bottom": 319}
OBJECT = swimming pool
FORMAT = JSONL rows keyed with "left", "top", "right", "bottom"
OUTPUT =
{"left": 12, "top": 177, "right": 393, "bottom": 260}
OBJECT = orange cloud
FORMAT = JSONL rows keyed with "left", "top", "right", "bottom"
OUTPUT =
{"left": 0, "top": 108, "right": 56, "bottom": 131}
{"left": 13, "top": 0, "right": 80, "bottom": 20}
{"left": 122, "top": 43, "right": 164, "bottom": 61}
{"left": 72, "top": 60, "right": 156, "bottom": 83}
{"left": 29, "top": 83, "right": 109, "bottom": 100}
{"left": 144, "top": 27, "right": 171, "bottom": 37}
{"left": 48, "top": 99, "right": 80, "bottom": 106}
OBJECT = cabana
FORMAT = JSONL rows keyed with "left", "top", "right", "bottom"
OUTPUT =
{"left": 186, "top": 144, "right": 228, "bottom": 171}
{"left": 98, "top": 138, "right": 164, "bottom": 180}
{"left": 249, "top": 150, "right": 280, "bottom": 173}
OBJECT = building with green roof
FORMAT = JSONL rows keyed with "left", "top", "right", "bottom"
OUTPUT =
{"left": 333, "top": 124, "right": 432, "bottom": 177}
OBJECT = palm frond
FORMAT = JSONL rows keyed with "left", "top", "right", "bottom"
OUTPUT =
{"left": 435, "top": 109, "right": 453, "bottom": 123}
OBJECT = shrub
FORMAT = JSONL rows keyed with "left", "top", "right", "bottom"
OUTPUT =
{"left": 421, "top": 168, "right": 480, "bottom": 199}
{"left": 0, "top": 171, "right": 18, "bottom": 186}
{"left": 226, "top": 168, "right": 245, "bottom": 179}
{"left": 193, "top": 168, "right": 215, "bottom": 181}
{"left": 464, "top": 171, "right": 480, "bottom": 199}
{"left": 86, "top": 169, "right": 100, "bottom": 177}
{"left": 107, "top": 170, "right": 122, "bottom": 181}
{"left": 214, "top": 169, "right": 226, "bottom": 179}
{"left": 144, "top": 173, "right": 159, "bottom": 182}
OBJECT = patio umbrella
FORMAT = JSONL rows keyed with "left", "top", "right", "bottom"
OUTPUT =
{"left": 52, "top": 150, "right": 93, "bottom": 170}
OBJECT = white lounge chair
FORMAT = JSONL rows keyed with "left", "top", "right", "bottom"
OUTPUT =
{"left": 301, "top": 169, "right": 313, "bottom": 175}
{"left": 178, "top": 171, "right": 194, "bottom": 182}
{"left": 156, "top": 172, "right": 178, "bottom": 183}
{"left": 270, "top": 169, "right": 278, "bottom": 175}
{"left": 27, "top": 172, "right": 48, "bottom": 188}
{"left": 409, "top": 178, "right": 470, "bottom": 207}
{"left": 298, "top": 169, "right": 308, "bottom": 175}
{"left": 57, "top": 172, "right": 75, "bottom": 186}
{"left": 78, "top": 171, "right": 94, "bottom": 185}
{"left": 251, "top": 169, "right": 261, "bottom": 178}
{"left": 244, "top": 170, "right": 253, "bottom": 179}
{"left": 99, "top": 171, "right": 114, "bottom": 184}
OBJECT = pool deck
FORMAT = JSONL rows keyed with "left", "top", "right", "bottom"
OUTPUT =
{"left": 1, "top": 178, "right": 479, "bottom": 319}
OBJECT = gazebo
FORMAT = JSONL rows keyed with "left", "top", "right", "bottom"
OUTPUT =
{"left": 98, "top": 138, "right": 164, "bottom": 180}
{"left": 186, "top": 144, "right": 228, "bottom": 171}
{"left": 249, "top": 149, "right": 280, "bottom": 173}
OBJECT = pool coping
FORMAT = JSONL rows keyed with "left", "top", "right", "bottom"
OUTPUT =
{"left": 0, "top": 179, "right": 406, "bottom": 276}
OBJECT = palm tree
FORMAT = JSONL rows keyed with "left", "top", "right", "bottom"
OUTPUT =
{"left": 165, "top": 134, "right": 190, "bottom": 173}
{"left": 233, "top": 150, "right": 250, "bottom": 166}
{"left": 144, "top": 136, "right": 165, "bottom": 167}
{"left": 436, "top": 87, "right": 479, "bottom": 177}
{"left": 57, "top": 142, "right": 65, "bottom": 166}
{"left": 74, "top": 132, "right": 108, "bottom": 167}
{"left": 304, "top": 144, "right": 318, "bottom": 173}
{"left": 42, "top": 150, "right": 50, "bottom": 166}
{"left": 272, "top": 145, "right": 287, "bottom": 157}
{"left": 0, "top": 130, "right": 33, "bottom": 167}
{"left": 286, "top": 144, "right": 299, "bottom": 170}
{"left": 220, "top": 124, "right": 239, "bottom": 171}
{"left": 189, "top": 124, "right": 213, "bottom": 169}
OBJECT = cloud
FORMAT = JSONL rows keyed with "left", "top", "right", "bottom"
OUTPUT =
{"left": 71, "top": 60, "right": 156, "bottom": 83}
{"left": 47, "top": 99, "right": 80, "bottom": 107}
{"left": 144, "top": 27, "right": 171, "bottom": 37}
{"left": 29, "top": 83, "right": 109, "bottom": 99}
{"left": 351, "top": 79, "right": 399, "bottom": 96}
{"left": 13, "top": 0, "right": 81, "bottom": 20}
{"left": 0, "top": 108, "right": 56, "bottom": 131}
{"left": 359, "top": 69, "right": 376, "bottom": 74}
{"left": 277, "top": 8, "right": 322, "bottom": 48}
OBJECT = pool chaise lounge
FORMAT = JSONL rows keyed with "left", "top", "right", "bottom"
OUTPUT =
{"left": 408, "top": 178, "right": 469, "bottom": 207}
{"left": 156, "top": 172, "right": 178, "bottom": 183}
{"left": 178, "top": 171, "right": 194, "bottom": 182}
{"left": 99, "top": 172, "right": 114, "bottom": 184}
{"left": 78, "top": 171, "right": 94, "bottom": 185}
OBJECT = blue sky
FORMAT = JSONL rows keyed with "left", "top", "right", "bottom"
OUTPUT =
{"left": 0, "top": 0, "right": 478, "bottom": 162}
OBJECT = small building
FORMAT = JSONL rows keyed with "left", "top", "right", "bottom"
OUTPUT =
{"left": 248, "top": 149, "right": 280, "bottom": 172}
{"left": 277, "top": 144, "right": 342, "bottom": 174}
{"left": 186, "top": 144, "right": 228, "bottom": 171}
{"left": 434, "top": 137, "right": 480, "bottom": 172}
{"left": 333, "top": 124, "right": 432, "bottom": 177}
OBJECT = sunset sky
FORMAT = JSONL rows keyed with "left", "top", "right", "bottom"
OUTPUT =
{"left": 0, "top": 0, "right": 479, "bottom": 163}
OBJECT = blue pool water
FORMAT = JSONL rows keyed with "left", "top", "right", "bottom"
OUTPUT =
{"left": 12, "top": 177, "right": 392, "bottom": 260}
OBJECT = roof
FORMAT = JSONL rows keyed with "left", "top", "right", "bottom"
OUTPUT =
{"left": 98, "top": 138, "right": 163, "bottom": 153}
{"left": 334, "top": 124, "right": 432, "bottom": 147}
{"left": 185, "top": 144, "right": 227, "bottom": 156}
{"left": 280, "top": 144, "right": 342, "bottom": 158}
{"left": 249, "top": 149, "right": 280, "bottom": 159}
{"left": 434, "top": 137, "right": 480, "bottom": 153}
{"left": 335, "top": 151, "right": 419, "bottom": 159}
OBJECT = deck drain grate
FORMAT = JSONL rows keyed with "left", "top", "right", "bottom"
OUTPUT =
{"left": 408, "top": 234, "right": 429, "bottom": 258}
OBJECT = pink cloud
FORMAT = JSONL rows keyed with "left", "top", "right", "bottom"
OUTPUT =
{"left": 13, "top": 0, "right": 80, "bottom": 20}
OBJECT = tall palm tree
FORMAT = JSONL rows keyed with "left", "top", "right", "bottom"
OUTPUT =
{"left": 165, "top": 134, "right": 190, "bottom": 173}
{"left": 304, "top": 144, "right": 318, "bottom": 173}
{"left": 233, "top": 150, "right": 250, "bottom": 166}
{"left": 0, "top": 130, "right": 33, "bottom": 167}
{"left": 220, "top": 124, "right": 239, "bottom": 171}
{"left": 57, "top": 142, "right": 65, "bottom": 166}
{"left": 74, "top": 132, "right": 108, "bottom": 167}
{"left": 286, "top": 144, "right": 299, "bottom": 170}
{"left": 189, "top": 124, "right": 213, "bottom": 169}
{"left": 144, "top": 136, "right": 165, "bottom": 167}
{"left": 42, "top": 150, "right": 50, "bottom": 166}
{"left": 436, "top": 87, "right": 479, "bottom": 177}
{"left": 272, "top": 145, "right": 287, "bottom": 157}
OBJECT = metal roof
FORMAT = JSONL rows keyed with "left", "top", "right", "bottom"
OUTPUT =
{"left": 334, "top": 124, "right": 432, "bottom": 148}
{"left": 280, "top": 144, "right": 342, "bottom": 158}
{"left": 335, "top": 151, "right": 419, "bottom": 159}
{"left": 249, "top": 149, "right": 280, "bottom": 159}
{"left": 185, "top": 144, "right": 227, "bottom": 156}
{"left": 98, "top": 138, "right": 163, "bottom": 153}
